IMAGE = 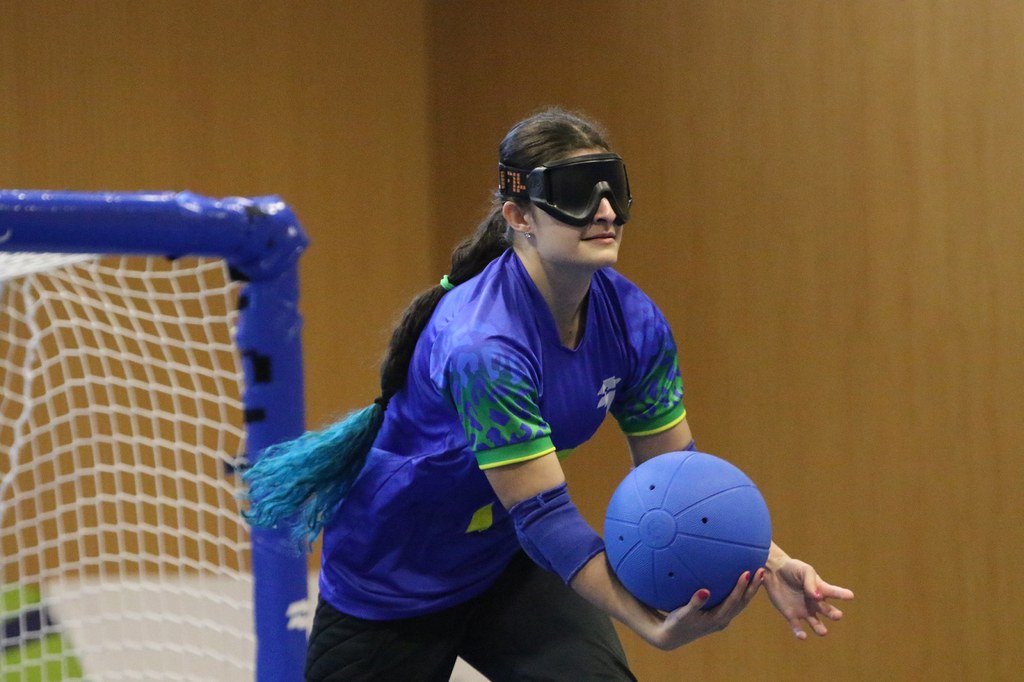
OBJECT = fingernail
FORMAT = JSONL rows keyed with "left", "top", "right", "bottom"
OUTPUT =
{"left": 697, "top": 589, "right": 711, "bottom": 600}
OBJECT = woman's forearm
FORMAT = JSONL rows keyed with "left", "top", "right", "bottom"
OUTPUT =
{"left": 569, "top": 552, "right": 673, "bottom": 649}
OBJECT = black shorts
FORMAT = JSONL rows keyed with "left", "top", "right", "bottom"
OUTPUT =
{"left": 305, "top": 552, "right": 636, "bottom": 681}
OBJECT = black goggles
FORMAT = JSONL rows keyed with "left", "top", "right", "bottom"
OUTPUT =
{"left": 498, "top": 152, "right": 632, "bottom": 227}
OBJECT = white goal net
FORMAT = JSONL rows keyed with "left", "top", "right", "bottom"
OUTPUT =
{"left": 0, "top": 253, "right": 255, "bottom": 681}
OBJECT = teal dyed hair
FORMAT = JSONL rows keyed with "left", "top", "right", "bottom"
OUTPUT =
{"left": 242, "top": 402, "right": 385, "bottom": 550}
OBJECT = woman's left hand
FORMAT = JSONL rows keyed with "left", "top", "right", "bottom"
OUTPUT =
{"left": 763, "top": 555, "right": 854, "bottom": 640}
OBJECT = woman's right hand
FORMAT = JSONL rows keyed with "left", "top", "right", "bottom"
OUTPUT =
{"left": 570, "top": 551, "right": 765, "bottom": 651}
{"left": 644, "top": 569, "right": 765, "bottom": 650}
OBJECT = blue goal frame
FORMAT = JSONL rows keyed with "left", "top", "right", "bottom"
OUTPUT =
{"left": 0, "top": 189, "right": 310, "bottom": 682}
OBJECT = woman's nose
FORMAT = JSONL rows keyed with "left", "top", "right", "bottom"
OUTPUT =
{"left": 593, "top": 196, "right": 617, "bottom": 223}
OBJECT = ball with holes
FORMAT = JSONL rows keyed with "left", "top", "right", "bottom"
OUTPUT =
{"left": 604, "top": 450, "right": 772, "bottom": 610}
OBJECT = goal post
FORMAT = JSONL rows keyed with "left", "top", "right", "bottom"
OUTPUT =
{"left": 0, "top": 190, "right": 310, "bottom": 681}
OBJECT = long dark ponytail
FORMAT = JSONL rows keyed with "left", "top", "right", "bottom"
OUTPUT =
{"left": 243, "top": 107, "right": 613, "bottom": 548}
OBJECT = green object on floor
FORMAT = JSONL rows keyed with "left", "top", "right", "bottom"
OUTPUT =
{"left": 2, "top": 585, "right": 84, "bottom": 681}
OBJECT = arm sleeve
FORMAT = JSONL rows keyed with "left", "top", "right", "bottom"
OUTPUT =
{"left": 509, "top": 482, "right": 605, "bottom": 584}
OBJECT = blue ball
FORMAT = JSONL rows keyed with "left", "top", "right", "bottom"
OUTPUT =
{"left": 604, "top": 451, "right": 772, "bottom": 611}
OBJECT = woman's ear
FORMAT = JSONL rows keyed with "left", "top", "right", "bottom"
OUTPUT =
{"left": 502, "top": 201, "right": 532, "bottom": 238}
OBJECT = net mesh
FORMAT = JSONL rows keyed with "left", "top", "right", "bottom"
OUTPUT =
{"left": 0, "top": 253, "right": 253, "bottom": 681}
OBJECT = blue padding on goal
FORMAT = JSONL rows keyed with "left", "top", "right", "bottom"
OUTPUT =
{"left": 0, "top": 190, "right": 307, "bottom": 282}
{"left": 240, "top": 269, "right": 309, "bottom": 682}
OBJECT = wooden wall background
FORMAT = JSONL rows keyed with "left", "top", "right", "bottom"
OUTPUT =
{"left": 2, "top": 2, "right": 1021, "bottom": 680}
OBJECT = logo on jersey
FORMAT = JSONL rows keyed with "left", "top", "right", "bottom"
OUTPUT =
{"left": 596, "top": 376, "right": 622, "bottom": 413}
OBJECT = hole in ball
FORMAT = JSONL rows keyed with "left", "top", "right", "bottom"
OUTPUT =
{"left": 701, "top": 517, "right": 708, "bottom": 524}
{"left": 649, "top": 484, "right": 656, "bottom": 490}
{"left": 668, "top": 572, "right": 674, "bottom": 578}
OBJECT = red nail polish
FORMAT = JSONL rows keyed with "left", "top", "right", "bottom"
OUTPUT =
{"left": 697, "top": 589, "right": 711, "bottom": 600}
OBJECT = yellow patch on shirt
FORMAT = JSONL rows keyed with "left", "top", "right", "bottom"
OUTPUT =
{"left": 465, "top": 503, "right": 494, "bottom": 533}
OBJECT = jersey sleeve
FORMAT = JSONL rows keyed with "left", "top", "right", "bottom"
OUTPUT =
{"left": 437, "top": 334, "right": 555, "bottom": 470}
{"left": 610, "top": 296, "right": 686, "bottom": 437}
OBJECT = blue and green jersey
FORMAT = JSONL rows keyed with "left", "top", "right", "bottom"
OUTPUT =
{"left": 319, "top": 250, "right": 685, "bottom": 619}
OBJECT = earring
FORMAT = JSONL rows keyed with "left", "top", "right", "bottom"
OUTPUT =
{"left": 524, "top": 232, "right": 534, "bottom": 240}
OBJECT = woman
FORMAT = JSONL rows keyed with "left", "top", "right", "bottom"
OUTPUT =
{"left": 245, "top": 107, "right": 854, "bottom": 681}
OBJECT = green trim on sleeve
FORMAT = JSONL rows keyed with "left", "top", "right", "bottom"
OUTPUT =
{"left": 476, "top": 437, "right": 557, "bottom": 470}
{"left": 620, "top": 403, "right": 687, "bottom": 437}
